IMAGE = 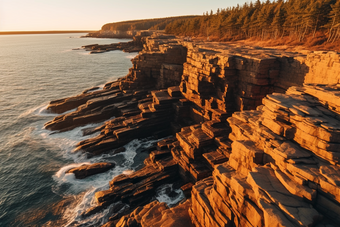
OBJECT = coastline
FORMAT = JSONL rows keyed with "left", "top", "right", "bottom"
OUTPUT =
{"left": 44, "top": 33, "right": 340, "bottom": 226}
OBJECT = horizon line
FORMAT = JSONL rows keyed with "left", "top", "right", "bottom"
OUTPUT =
{"left": 0, "top": 30, "right": 98, "bottom": 35}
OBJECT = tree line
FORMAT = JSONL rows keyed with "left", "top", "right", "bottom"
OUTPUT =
{"left": 101, "top": 16, "right": 197, "bottom": 32}
{"left": 164, "top": 0, "right": 340, "bottom": 43}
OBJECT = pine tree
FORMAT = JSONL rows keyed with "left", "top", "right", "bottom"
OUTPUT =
{"left": 272, "top": 2, "right": 286, "bottom": 39}
{"left": 328, "top": 0, "right": 340, "bottom": 42}
{"left": 256, "top": 3, "right": 275, "bottom": 39}
{"left": 254, "top": 0, "right": 262, "bottom": 9}
{"left": 249, "top": 8, "right": 260, "bottom": 37}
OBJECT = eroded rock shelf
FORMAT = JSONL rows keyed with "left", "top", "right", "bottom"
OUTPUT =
{"left": 45, "top": 33, "right": 340, "bottom": 226}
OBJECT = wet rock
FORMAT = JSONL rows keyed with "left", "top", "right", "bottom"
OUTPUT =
{"left": 85, "top": 150, "right": 181, "bottom": 220}
{"left": 66, "top": 162, "right": 115, "bottom": 179}
{"left": 82, "top": 37, "right": 144, "bottom": 54}
{"left": 45, "top": 91, "right": 140, "bottom": 132}
{"left": 74, "top": 88, "right": 181, "bottom": 156}
{"left": 46, "top": 82, "right": 121, "bottom": 114}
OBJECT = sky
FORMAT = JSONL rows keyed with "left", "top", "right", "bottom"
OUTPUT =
{"left": 0, "top": 0, "right": 258, "bottom": 32}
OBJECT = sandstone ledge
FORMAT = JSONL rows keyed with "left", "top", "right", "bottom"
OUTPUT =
{"left": 45, "top": 33, "right": 340, "bottom": 226}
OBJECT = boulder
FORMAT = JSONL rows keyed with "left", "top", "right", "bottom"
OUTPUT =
{"left": 66, "top": 162, "right": 115, "bottom": 179}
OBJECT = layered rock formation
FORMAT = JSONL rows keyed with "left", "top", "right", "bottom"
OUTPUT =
{"left": 45, "top": 81, "right": 142, "bottom": 132}
{"left": 74, "top": 87, "right": 182, "bottom": 156}
{"left": 188, "top": 85, "right": 340, "bottom": 226}
{"left": 119, "top": 34, "right": 186, "bottom": 91}
{"left": 277, "top": 51, "right": 340, "bottom": 90}
{"left": 45, "top": 34, "right": 340, "bottom": 226}
{"left": 111, "top": 200, "right": 193, "bottom": 227}
{"left": 82, "top": 137, "right": 183, "bottom": 221}
{"left": 179, "top": 42, "right": 282, "bottom": 114}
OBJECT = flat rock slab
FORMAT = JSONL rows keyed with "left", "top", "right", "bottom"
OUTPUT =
{"left": 66, "top": 162, "right": 115, "bottom": 179}
{"left": 247, "top": 166, "right": 322, "bottom": 227}
{"left": 152, "top": 90, "right": 179, "bottom": 104}
{"left": 203, "top": 150, "right": 228, "bottom": 168}
{"left": 273, "top": 141, "right": 312, "bottom": 159}
{"left": 320, "top": 165, "right": 340, "bottom": 186}
{"left": 168, "top": 86, "right": 182, "bottom": 97}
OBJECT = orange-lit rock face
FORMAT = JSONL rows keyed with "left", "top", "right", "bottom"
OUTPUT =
{"left": 189, "top": 84, "right": 340, "bottom": 226}
{"left": 120, "top": 37, "right": 187, "bottom": 91}
{"left": 44, "top": 33, "right": 340, "bottom": 226}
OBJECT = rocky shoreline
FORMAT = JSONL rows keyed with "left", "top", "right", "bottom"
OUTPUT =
{"left": 45, "top": 33, "right": 340, "bottom": 226}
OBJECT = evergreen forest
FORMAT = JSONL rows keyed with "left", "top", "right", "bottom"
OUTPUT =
{"left": 164, "top": 0, "right": 340, "bottom": 44}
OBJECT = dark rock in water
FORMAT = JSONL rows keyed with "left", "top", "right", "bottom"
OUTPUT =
{"left": 73, "top": 88, "right": 181, "bottom": 156}
{"left": 46, "top": 81, "right": 121, "bottom": 114}
{"left": 44, "top": 90, "right": 143, "bottom": 132}
{"left": 83, "top": 147, "right": 181, "bottom": 222}
{"left": 66, "top": 162, "right": 115, "bottom": 179}
{"left": 112, "top": 146, "right": 126, "bottom": 155}
{"left": 81, "top": 34, "right": 145, "bottom": 54}
{"left": 90, "top": 50, "right": 108, "bottom": 54}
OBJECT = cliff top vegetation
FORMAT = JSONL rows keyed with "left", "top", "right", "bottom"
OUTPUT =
{"left": 101, "top": 16, "right": 198, "bottom": 32}
{"left": 164, "top": 0, "right": 340, "bottom": 50}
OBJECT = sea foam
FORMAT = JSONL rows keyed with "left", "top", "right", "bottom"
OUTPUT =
{"left": 53, "top": 138, "right": 161, "bottom": 225}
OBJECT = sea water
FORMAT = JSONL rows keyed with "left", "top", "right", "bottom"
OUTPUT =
{"left": 0, "top": 34, "right": 184, "bottom": 227}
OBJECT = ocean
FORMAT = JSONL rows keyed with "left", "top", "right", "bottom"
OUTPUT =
{"left": 0, "top": 33, "right": 183, "bottom": 227}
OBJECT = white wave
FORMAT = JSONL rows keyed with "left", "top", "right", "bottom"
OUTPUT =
{"left": 55, "top": 160, "right": 130, "bottom": 223}
{"left": 53, "top": 163, "right": 126, "bottom": 196}
{"left": 125, "top": 54, "right": 137, "bottom": 59}
{"left": 155, "top": 184, "right": 185, "bottom": 207}
{"left": 64, "top": 197, "right": 121, "bottom": 227}
{"left": 36, "top": 105, "right": 60, "bottom": 116}
{"left": 62, "top": 186, "right": 109, "bottom": 227}
{"left": 37, "top": 115, "right": 118, "bottom": 160}
{"left": 19, "top": 103, "right": 79, "bottom": 119}
{"left": 18, "top": 103, "right": 53, "bottom": 118}
{"left": 52, "top": 138, "right": 162, "bottom": 225}
{"left": 38, "top": 106, "right": 78, "bottom": 117}
{"left": 122, "top": 170, "right": 134, "bottom": 175}
{"left": 38, "top": 124, "right": 102, "bottom": 161}
{"left": 54, "top": 162, "right": 91, "bottom": 179}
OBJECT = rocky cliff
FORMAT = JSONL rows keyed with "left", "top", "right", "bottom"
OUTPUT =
{"left": 45, "top": 34, "right": 340, "bottom": 226}
{"left": 189, "top": 85, "right": 340, "bottom": 227}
